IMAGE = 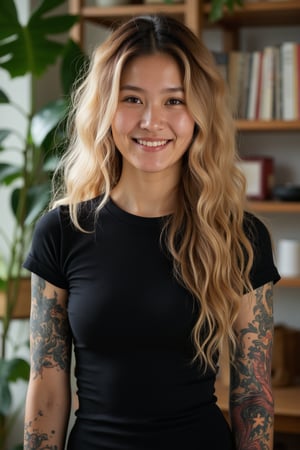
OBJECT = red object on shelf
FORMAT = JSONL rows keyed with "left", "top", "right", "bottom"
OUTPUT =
{"left": 238, "top": 156, "right": 274, "bottom": 200}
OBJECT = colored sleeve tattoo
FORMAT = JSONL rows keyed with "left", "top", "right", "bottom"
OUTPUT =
{"left": 230, "top": 283, "right": 274, "bottom": 450}
{"left": 30, "top": 275, "right": 71, "bottom": 378}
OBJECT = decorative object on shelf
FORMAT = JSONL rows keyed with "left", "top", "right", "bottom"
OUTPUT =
{"left": 237, "top": 156, "right": 274, "bottom": 200}
{"left": 277, "top": 239, "right": 300, "bottom": 278}
{"left": 273, "top": 184, "right": 300, "bottom": 202}
{"left": 96, "top": 0, "right": 131, "bottom": 5}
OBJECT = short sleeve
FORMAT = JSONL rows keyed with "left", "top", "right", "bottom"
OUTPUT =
{"left": 245, "top": 213, "right": 281, "bottom": 290}
{"left": 23, "top": 208, "right": 68, "bottom": 289}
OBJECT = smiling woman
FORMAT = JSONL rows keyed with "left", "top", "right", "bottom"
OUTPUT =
{"left": 23, "top": 14, "right": 280, "bottom": 450}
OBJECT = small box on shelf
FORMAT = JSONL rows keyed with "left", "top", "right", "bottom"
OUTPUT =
{"left": 238, "top": 156, "right": 274, "bottom": 200}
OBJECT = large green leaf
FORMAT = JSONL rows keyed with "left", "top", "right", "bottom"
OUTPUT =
{"left": 11, "top": 183, "right": 51, "bottom": 225}
{"left": 0, "top": 358, "right": 29, "bottom": 416}
{"left": 0, "top": 163, "right": 22, "bottom": 185}
{"left": 0, "top": 383, "right": 11, "bottom": 416}
{"left": 61, "top": 39, "right": 88, "bottom": 96}
{"left": 0, "top": 0, "right": 78, "bottom": 78}
{"left": 24, "top": 183, "right": 52, "bottom": 225}
{"left": 0, "top": 130, "right": 12, "bottom": 146}
{"left": 31, "top": 98, "right": 68, "bottom": 148}
{"left": 0, "top": 90, "right": 10, "bottom": 103}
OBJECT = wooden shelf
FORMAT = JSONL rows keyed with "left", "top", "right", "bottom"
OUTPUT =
{"left": 81, "top": 3, "right": 186, "bottom": 26}
{"left": 248, "top": 201, "right": 300, "bottom": 213}
{"left": 278, "top": 277, "right": 300, "bottom": 288}
{"left": 215, "top": 379, "right": 300, "bottom": 434}
{"left": 236, "top": 120, "right": 300, "bottom": 132}
{"left": 204, "top": 0, "right": 300, "bottom": 27}
{"left": 0, "top": 278, "right": 31, "bottom": 319}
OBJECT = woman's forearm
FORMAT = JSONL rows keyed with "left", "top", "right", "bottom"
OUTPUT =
{"left": 24, "top": 382, "right": 71, "bottom": 450}
{"left": 230, "top": 389, "right": 274, "bottom": 449}
{"left": 231, "top": 283, "right": 274, "bottom": 449}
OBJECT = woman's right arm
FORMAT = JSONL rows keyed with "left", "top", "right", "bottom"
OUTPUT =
{"left": 24, "top": 274, "right": 72, "bottom": 450}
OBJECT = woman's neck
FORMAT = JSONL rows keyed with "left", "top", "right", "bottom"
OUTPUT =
{"left": 111, "top": 171, "right": 180, "bottom": 218}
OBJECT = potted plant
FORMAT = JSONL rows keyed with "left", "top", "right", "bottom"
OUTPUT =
{"left": 0, "top": 1, "right": 86, "bottom": 448}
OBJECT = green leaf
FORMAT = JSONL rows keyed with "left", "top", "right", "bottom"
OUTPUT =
{"left": 0, "top": 358, "right": 29, "bottom": 415}
{"left": 0, "top": 89, "right": 10, "bottom": 103}
{"left": 61, "top": 39, "right": 88, "bottom": 96}
{"left": 0, "top": 163, "right": 22, "bottom": 185}
{"left": 0, "top": 0, "right": 78, "bottom": 78}
{"left": 5, "top": 358, "right": 30, "bottom": 383}
{"left": 209, "top": 0, "right": 244, "bottom": 22}
{"left": 0, "top": 129, "right": 12, "bottom": 145}
{"left": 24, "top": 183, "right": 51, "bottom": 225}
{"left": 11, "top": 183, "right": 51, "bottom": 225}
{"left": 31, "top": 98, "right": 68, "bottom": 148}
{"left": 0, "top": 383, "right": 11, "bottom": 416}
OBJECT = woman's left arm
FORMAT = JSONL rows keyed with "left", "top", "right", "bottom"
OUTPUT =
{"left": 230, "top": 282, "right": 274, "bottom": 450}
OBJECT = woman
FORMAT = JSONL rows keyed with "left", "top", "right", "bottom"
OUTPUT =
{"left": 23, "top": 15, "right": 280, "bottom": 450}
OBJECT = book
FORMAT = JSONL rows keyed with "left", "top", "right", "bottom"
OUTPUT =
{"left": 212, "top": 51, "right": 228, "bottom": 81}
{"left": 228, "top": 51, "right": 249, "bottom": 118}
{"left": 259, "top": 47, "right": 276, "bottom": 120}
{"left": 238, "top": 52, "right": 251, "bottom": 119}
{"left": 280, "top": 42, "right": 297, "bottom": 120}
{"left": 247, "top": 51, "right": 262, "bottom": 120}
{"left": 273, "top": 46, "right": 282, "bottom": 120}
{"left": 296, "top": 43, "right": 300, "bottom": 120}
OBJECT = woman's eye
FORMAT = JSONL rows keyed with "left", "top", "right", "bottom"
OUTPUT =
{"left": 123, "top": 96, "right": 142, "bottom": 104}
{"left": 166, "top": 98, "right": 184, "bottom": 105}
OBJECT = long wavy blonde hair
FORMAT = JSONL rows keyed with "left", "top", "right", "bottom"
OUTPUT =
{"left": 53, "top": 15, "right": 253, "bottom": 371}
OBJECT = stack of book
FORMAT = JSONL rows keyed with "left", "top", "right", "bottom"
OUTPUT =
{"left": 213, "top": 42, "right": 300, "bottom": 121}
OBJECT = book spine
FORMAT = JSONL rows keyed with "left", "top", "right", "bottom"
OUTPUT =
{"left": 247, "top": 51, "right": 260, "bottom": 120}
{"left": 281, "top": 42, "right": 296, "bottom": 120}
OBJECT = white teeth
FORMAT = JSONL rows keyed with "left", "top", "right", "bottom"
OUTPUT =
{"left": 137, "top": 139, "right": 168, "bottom": 147}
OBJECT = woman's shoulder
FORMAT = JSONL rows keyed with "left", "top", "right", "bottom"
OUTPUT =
{"left": 243, "top": 211, "right": 270, "bottom": 244}
{"left": 35, "top": 195, "right": 102, "bottom": 233}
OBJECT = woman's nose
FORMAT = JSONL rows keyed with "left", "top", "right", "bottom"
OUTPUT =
{"left": 139, "top": 105, "right": 164, "bottom": 130}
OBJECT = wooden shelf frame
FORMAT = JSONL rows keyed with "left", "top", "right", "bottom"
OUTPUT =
{"left": 69, "top": 0, "right": 202, "bottom": 41}
{"left": 203, "top": 0, "right": 300, "bottom": 27}
{"left": 248, "top": 201, "right": 300, "bottom": 213}
{"left": 278, "top": 277, "right": 300, "bottom": 288}
{"left": 236, "top": 120, "right": 300, "bottom": 132}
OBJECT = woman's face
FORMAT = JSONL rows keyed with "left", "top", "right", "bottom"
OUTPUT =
{"left": 111, "top": 53, "right": 195, "bottom": 177}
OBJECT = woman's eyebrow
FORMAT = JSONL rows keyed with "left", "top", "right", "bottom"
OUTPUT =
{"left": 120, "top": 84, "right": 184, "bottom": 93}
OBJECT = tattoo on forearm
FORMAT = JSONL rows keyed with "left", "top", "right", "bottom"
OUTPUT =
{"left": 230, "top": 283, "right": 274, "bottom": 450}
{"left": 24, "top": 411, "right": 58, "bottom": 449}
{"left": 30, "top": 276, "right": 71, "bottom": 378}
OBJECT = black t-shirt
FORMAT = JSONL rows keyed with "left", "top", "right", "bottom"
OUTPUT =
{"left": 24, "top": 197, "right": 280, "bottom": 450}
